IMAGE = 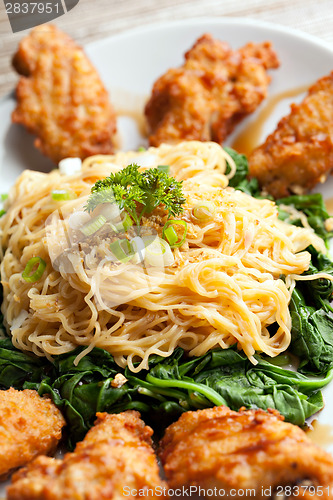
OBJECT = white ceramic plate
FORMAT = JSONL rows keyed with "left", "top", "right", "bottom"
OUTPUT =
{"left": 1, "top": 17, "right": 333, "bottom": 490}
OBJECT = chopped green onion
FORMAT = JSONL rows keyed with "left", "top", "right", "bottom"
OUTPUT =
{"left": 143, "top": 236, "right": 174, "bottom": 267}
{"left": 138, "top": 146, "right": 146, "bottom": 152}
{"left": 0, "top": 210, "right": 5, "bottom": 218}
{"left": 121, "top": 213, "right": 133, "bottom": 231}
{"left": 51, "top": 189, "right": 76, "bottom": 201}
{"left": 162, "top": 220, "right": 188, "bottom": 248}
{"left": 22, "top": 257, "right": 46, "bottom": 283}
{"left": 163, "top": 225, "right": 178, "bottom": 246}
{"left": 80, "top": 215, "right": 107, "bottom": 236}
{"left": 157, "top": 165, "right": 170, "bottom": 174}
{"left": 109, "top": 239, "right": 133, "bottom": 263}
{"left": 1, "top": 194, "right": 8, "bottom": 201}
{"left": 112, "top": 213, "right": 133, "bottom": 233}
{"left": 192, "top": 201, "right": 215, "bottom": 221}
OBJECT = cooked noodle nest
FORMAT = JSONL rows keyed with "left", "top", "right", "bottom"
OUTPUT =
{"left": 0, "top": 141, "right": 327, "bottom": 372}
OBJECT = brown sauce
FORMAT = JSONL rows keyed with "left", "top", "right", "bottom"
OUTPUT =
{"left": 325, "top": 197, "right": 333, "bottom": 215}
{"left": 306, "top": 420, "right": 333, "bottom": 449}
{"left": 231, "top": 85, "right": 309, "bottom": 157}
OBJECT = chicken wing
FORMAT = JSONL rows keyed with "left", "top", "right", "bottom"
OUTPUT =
{"left": 12, "top": 25, "right": 116, "bottom": 164}
{"left": 145, "top": 34, "right": 279, "bottom": 147}
{"left": 249, "top": 72, "right": 333, "bottom": 198}
{"left": 0, "top": 388, "right": 65, "bottom": 479}
{"left": 7, "top": 411, "right": 167, "bottom": 500}
{"left": 159, "top": 406, "right": 333, "bottom": 499}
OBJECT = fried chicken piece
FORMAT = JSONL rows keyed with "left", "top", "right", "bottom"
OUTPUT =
{"left": 12, "top": 25, "right": 116, "bottom": 164}
{"left": 159, "top": 406, "right": 333, "bottom": 499}
{"left": 7, "top": 411, "right": 167, "bottom": 500}
{"left": 145, "top": 34, "right": 279, "bottom": 147}
{"left": 0, "top": 388, "right": 65, "bottom": 480}
{"left": 249, "top": 72, "right": 333, "bottom": 198}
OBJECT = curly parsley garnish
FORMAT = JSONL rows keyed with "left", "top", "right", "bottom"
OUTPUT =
{"left": 85, "top": 164, "right": 186, "bottom": 226}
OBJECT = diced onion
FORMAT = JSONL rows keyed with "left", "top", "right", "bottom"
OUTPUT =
{"left": 22, "top": 257, "right": 46, "bottom": 283}
{"left": 80, "top": 215, "right": 107, "bottom": 236}
{"left": 192, "top": 202, "right": 215, "bottom": 221}
{"left": 68, "top": 211, "right": 91, "bottom": 230}
{"left": 51, "top": 189, "right": 76, "bottom": 201}
{"left": 58, "top": 157, "right": 82, "bottom": 175}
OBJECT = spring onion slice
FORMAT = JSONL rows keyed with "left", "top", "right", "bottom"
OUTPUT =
{"left": 68, "top": 211, "right": 91, "bottom": 230}
{"left": 22, "top": 257, "right": 46, "bottom": 283}
{"left": 143, "top": 236, "right": 174, "bottom": 267}
{"left": 163, "top": 225, "right": 178, "bottom": 246}
{"left": 80, "top": 215, "right": 107, "bottom": 237}
{"left": 51, "top": 190, "right": 76, "bottom": 201}
{"left": 157, "top": 165, "right": 170, "bottom": 174}
{"left": 162, "top": 220, "right": 188, "bottom": 248}
{"left": 130, "top": 236, "right": 145, "bottom": 264}
{"left": 110, "top": 214, "right": 133, "bottom": 233}
{"left": 112, "top": 213, "right": 133, "bottom": 232}
{"left": 192, "top": 201, "right": 215, "bottom": 221}
{"left": 109, "top": 239, "right": 134, "bottom": 263}
{"left": 0, "top": 194, "right": 8, "bottom": 201}
{"left": 0, "top": 210, "right": 5, "bottom": 218}
{"left": 138, "top": 146, "right": 146, "bottom": 152}
{"left": 95, "top": 202, "right": 120, "bottom": 221}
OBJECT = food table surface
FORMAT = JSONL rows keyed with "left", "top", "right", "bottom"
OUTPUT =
{"left": 0, "top": 0, "right": 333, "bottom": 98}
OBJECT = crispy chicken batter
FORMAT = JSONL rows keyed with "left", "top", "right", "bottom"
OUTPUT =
{"left": 249, "top": 72, "right": 333, "bottom": 198}
{"left": 159, "top": 406, "right": 333, "bottom": 499}
{"left": 0, "top": 388, "right": 65, "bottom": 480}
{"left": 145, "top": 34, "right": 279, "bottom": 147}
{"left": 7, "top": 411, "right": 167, "bottom": 500}
{"left": 12, "top": 25, "right": 116, "bottom": 164}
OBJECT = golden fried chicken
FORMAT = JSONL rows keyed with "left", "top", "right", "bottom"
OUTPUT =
{"left": 249, "top": 72, "right": 333, "bottom": 198}
{"left": 0, "top": 388, "right": 65, "bottom": 480}
{"left": 7, "top": 411, "right": 167, "bottom": 500}
{"left": 159, "top": 406, "right": 333, "bottom": 499}
{"left": 12, "top": 25, "right": 116, "bottom": 164}
{"left": 145, "top": 34, "right": 279, "bottom": 147}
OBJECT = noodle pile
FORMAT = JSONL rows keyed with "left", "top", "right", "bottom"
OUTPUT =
{"left": 0, "top": 141, "right": 326, "bottom": 372}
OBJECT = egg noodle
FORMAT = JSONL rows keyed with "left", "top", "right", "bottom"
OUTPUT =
{"left": 0, "top": 141, "right": 328, "bottom": 372}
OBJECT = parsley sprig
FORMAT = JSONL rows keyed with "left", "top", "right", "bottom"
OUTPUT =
{"left": 84, "top": 164, "right": 186, "bottom": 226}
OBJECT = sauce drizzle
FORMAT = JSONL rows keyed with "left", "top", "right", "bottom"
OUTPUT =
{"left": 306, "top": 420, "right": 333, "bottom": 449}
{"left": 231, "top": 85, "right": 309, "bottom": 157}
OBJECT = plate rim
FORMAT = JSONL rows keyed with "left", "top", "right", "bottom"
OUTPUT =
{"left": 86, "top": 16, "right": 333, "bottom": 56}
